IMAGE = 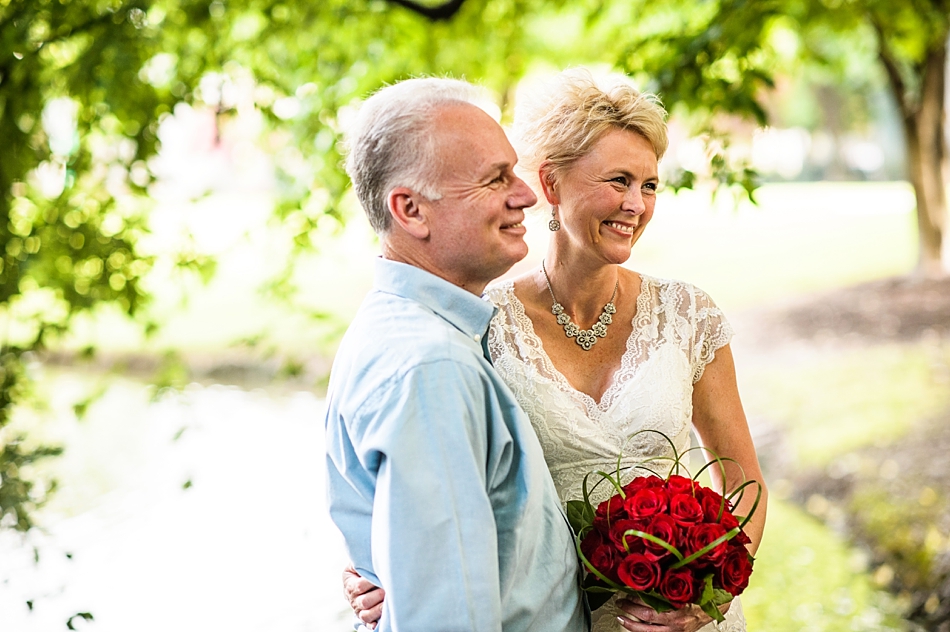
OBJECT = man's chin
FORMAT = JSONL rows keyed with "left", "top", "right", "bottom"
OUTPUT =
{"left": 494, "top": 246, "right": 530, "bottom": 278}
{"left": 483, "top": 248, "right": 528, "bottom": 282}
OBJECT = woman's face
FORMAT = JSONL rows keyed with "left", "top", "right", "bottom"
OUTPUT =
{"left": 549, "top": 128, "right": 659, "bottom": 265}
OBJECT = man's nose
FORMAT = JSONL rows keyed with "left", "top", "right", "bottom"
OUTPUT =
{"left": 509, "top": 175, "right": 538, "bottom": 208}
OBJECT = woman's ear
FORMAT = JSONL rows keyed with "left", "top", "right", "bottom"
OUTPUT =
{"left": 538, "top": 161, "right": 560, "bottom": 205}
{"left": 387, "top": 187, "right": 430, "bottom": 239}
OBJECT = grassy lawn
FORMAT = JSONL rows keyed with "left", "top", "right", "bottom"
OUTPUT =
{"left": 743, "top": 499, "right": 907, "bottom": 632}
{"left": 624, "top": 181, "right": 918, "bottom": 312}
{"left": 741, "top": 340, "right": 950, "bottom": 467}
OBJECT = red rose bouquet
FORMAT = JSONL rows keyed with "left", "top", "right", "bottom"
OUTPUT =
{"left": 566, "top": 430, "right": 761, "bottom": 622}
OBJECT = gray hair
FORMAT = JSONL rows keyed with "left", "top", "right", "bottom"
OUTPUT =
{"left": 511, "top": 68, "right": 668, "bottom": 197}
{"left": 344, "top": 77, "right": 494, "bottom": 235}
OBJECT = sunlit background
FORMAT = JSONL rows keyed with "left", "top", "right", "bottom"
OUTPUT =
{"left": 1, "top": 1, "right": 949, "bottom": 631}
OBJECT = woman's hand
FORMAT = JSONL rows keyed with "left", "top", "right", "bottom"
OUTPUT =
{"left": 342, "top": 564, "right": 385, "bottom": 629}
{"left": 615, "top": 597, "right": 729, "bottom": 632}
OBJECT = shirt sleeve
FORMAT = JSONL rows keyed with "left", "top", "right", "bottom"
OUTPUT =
{"left": 354, "top": 358, "right": 510, "bottom": 632}
{"left": 689, "top": 285, "right": 734, "bottom": 384}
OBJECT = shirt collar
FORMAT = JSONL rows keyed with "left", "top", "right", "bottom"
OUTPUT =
{"left": 373, "top": 258, "right": 497, "bottom": 338}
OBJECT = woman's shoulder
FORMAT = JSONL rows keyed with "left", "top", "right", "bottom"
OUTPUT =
{"left": 484, "top": 279, "right": 516, "bottom": 306}
{"left": 637, "top": 273, "right": 722, "bottom": 311}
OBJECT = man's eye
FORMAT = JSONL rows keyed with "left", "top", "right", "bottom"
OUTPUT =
{"left": 610, "top": 177, "right": 627, "bottom": 186}
{"left": 643, "top": 182, "right": 658, "bottom": 191}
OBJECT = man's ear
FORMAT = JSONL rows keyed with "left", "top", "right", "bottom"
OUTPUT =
{"left": 387, "top": 187, "right": 430, "bottom": 239}
{"left": 538, "top": 161, "right": 560, "bottom": 205}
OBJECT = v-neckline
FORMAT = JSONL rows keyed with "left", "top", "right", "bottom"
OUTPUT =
{"left": 505, "top": 273, "right": 652, "bottom": 410}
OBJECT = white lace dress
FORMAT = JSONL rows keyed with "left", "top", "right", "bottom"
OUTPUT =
{"left": 485, "top": 274, "right": 746, "bottom": 632}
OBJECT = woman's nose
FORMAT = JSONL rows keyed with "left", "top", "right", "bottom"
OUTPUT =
{"left": 622, "top": 188, "right": 645, "bottom": 215}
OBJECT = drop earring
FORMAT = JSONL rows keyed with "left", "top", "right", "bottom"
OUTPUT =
{"left": 548, "top": 206, "right": 560, "bottom": 231}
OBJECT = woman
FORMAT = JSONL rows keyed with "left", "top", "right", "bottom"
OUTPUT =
{"left": 345, "top": 69, "right": 767, "bottom": 632}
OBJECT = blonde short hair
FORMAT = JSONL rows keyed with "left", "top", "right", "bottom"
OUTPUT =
{"left": 511, "top": 68, "right": 668, "bottom": 194}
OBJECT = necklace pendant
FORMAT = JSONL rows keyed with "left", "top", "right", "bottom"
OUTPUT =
{"left": 541, "top": 259, "right": 619, "bottom": 353}
{"left": 576, "top": 330, "right": 597, "bottom": 350}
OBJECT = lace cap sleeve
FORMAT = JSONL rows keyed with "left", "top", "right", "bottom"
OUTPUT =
{"left": 689, "top": 285, "right": 734, "bottom": 384}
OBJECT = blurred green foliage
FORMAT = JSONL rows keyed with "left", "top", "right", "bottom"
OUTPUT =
{"left": 591, "top": 0, "right": 949, "bottom": 271}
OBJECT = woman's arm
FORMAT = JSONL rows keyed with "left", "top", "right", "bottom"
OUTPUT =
{"left": 617, "top": 344, "right": 766, "bottom": 632}
{"left": 690, "top": 343, "right": 768, "bottom": 554}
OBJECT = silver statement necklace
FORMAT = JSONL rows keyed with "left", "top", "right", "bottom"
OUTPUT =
{"left": 541, "top": 260, "right": 618, "bottom": 351}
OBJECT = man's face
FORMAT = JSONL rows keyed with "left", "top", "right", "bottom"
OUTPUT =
{"left": 421, "top": 104, "right": 537, "bottom": 291}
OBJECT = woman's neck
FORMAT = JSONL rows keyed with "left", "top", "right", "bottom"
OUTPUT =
{"left": 539, "top": 247, "right": 622, "bottom": 326}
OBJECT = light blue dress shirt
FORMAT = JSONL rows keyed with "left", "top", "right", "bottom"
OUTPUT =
{"left": 325, "top": 258, "right": 587, "bottom": 632}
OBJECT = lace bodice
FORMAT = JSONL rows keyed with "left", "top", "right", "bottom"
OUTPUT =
{"left": 486, "top": 274, "right": 745, "bottom": 632}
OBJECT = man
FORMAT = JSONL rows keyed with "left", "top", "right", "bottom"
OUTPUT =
{"left": 324, "top": 77, "right": 587, "bottom": 632}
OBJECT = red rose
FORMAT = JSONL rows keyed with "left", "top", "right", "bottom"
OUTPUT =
{"left": 589, "top": 543, "right": 621, "bottom": 581}
{"left": 609, "top": 519, "right": 648, "bottom": 553}
{"left": 622, "top": 476, "right": 657, "bottom": 496}
{"left": 732, "top": 529, "right": 752, "bottom": 546}
{"left": 581, "top": 529, "right": 604, "bottom": 561}
{"left": 594, "top": 495, "right": 627, "bottom": 529}
{"left": 718, "top": 546, "right": 754, "bottom": 596}
{"left": 719, "top": 510, "right": 739, "bottom": 531}
{"left": 685, "top": 523, "right": 729, "bottom": 565}
{"left": 706, "top": 502, "right": 752, "bottom": 546}
{"left": 666, "top": 475, "right": 696, "bottom": 496}
{"left": 657, "top": 567, "right": 698, "bottom": 607}
{"left": 624, "top": 487, "right": 668, "bottom": 520}
{"left": 698, "top": 488, "right": 729, "bottom": 522}
{"left": 617, "top": 553, "right": 661, "bottom": 591}
{"left": 642, "top": 514, "right": 680, "bottom": 560}
{"left": 669, "top": 493, "right": 704, "bottom": 528}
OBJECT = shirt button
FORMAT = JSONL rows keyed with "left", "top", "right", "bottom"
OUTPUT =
{"left": 473, "top": 334, "right": 481, "bottom": 342}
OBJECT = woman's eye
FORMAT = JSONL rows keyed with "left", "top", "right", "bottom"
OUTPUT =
{"left": 643, "top": 182, "right": 658, "bottom": 191}
{"left": 610, "top": 177, "right": 627, "bottom": 185}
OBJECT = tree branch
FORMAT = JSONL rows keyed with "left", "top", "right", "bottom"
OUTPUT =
{"left": 867, "top": 13, "right": 915, "bottom": 121}
{"left": 383, "top": 0, "right": 467, "bottom": 21}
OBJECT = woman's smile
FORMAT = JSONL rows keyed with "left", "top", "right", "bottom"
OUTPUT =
{"left": 603, "top": 220, "right": 636, "bottom": 236}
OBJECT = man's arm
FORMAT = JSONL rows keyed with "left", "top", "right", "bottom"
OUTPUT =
{"left": 359, "top": 359, "right": 509, "bottom": 631}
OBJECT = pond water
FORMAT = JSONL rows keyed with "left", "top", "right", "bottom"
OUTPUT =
{"left": 0, "top": 377, "right": 354, "bottom": 631}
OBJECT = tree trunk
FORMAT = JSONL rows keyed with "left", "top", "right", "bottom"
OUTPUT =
{"left": 898, "top": 42, "right": 948, "bottom": 277}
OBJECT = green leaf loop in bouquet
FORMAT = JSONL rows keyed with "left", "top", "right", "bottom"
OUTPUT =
{"left": 621, "top": 529, "right": 684, "bottom": 561}
{"left": 670, "top": 527, "right": 740, "bottom": 569}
